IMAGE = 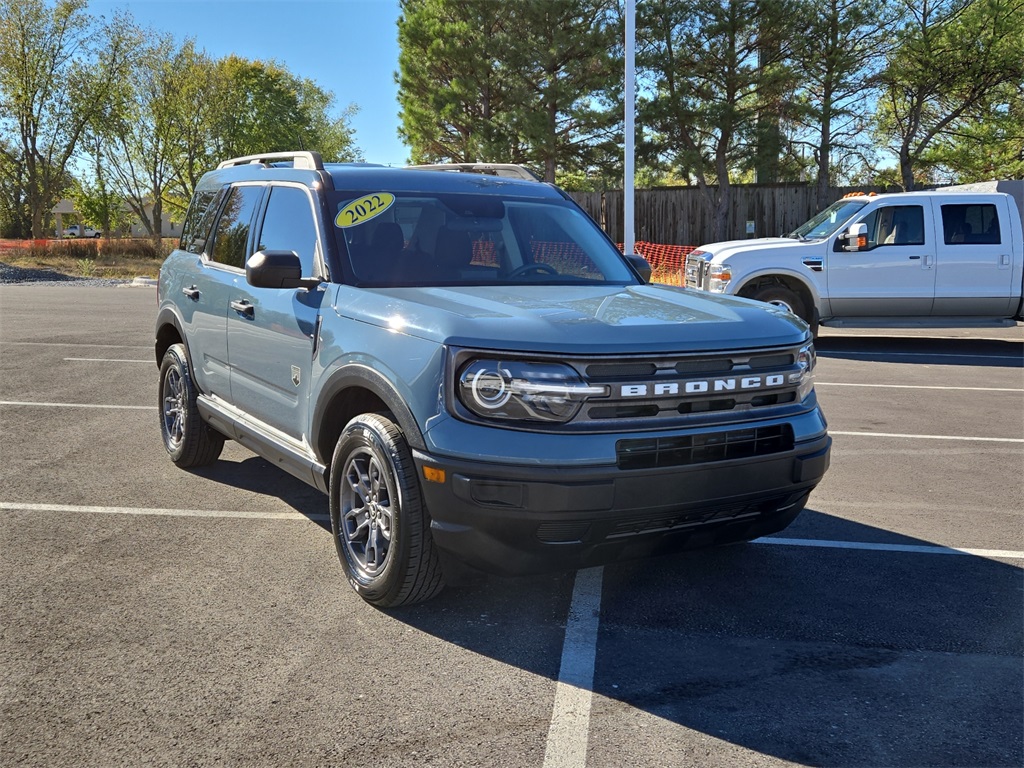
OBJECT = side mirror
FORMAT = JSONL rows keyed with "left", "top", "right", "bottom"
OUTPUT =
{"left": 246, "top": 250, "right": 320, "bottom": 290}
{"left": 843, "top": 223, "right": 868, "bottom": 252}
{"left": 625, "top": 253, "right": 652, "bottom": 283}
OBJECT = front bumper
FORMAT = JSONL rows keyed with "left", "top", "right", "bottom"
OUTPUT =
{"left": 413, "top": 433, "right": 831, "bottom": 575}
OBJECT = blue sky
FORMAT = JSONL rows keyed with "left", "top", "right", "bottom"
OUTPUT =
{"left": 90, "top": 0, "right": 409, "bottom": 166}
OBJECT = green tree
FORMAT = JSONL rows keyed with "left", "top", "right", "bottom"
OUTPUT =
{"left": 212, "top": 56, "right": 359, "bottom": 163}
{"left": 789, "top": 0, "right": 902, "bottom": 206}
{"left": 397, "top": 0, "right": 621, "bottom": 183}
{"left": 638, "top": 0, "right": 797, "bottom": 240}
{"left": 875, "top": 0, "right": 1024, "bottom": 189}
{"left": 0, "top": 0, "right": 139, "bottom": 237}
{"left": 922, "top": 80, "right": 1024, "bottom": 180}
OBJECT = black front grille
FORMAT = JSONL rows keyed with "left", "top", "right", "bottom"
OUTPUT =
{"left": 616, "top": 424, "right": 794, "bottom": 470}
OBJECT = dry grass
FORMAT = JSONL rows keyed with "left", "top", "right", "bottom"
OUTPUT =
{"left": 0, "top": 238, "right": 170, "bottom": 279}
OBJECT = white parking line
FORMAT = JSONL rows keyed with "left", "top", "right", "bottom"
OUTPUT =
{"left": 822, "top": 350, "right": 1022, "bottom": 360}
{"left": 818, "top": 382, "right": 1023, "bottom": 392}
{"left": 0, "top": 341, "right": 150, "bottom": 348}
{"left": 0, "top": 401, "right": 155, "bottom": 410}
{"left": 543, "top": 566, "right": 603, "bottom": 768}
{"left": 64, "top": 357, "right": 150, "bottom": 363}
{"left": 832, "top": 430, "right": 1024, "bottom": 443}
{"left": 0, "top": 502, "right": 328, "bottom": 522}
{"left": 757, "top": 537, "right": 1024, "bottom": 560}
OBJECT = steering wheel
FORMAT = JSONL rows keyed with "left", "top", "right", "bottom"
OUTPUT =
{"left": 506, "top": 263, "right": 558, "bottom": 279}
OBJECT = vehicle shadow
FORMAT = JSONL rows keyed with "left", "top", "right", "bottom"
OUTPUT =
{"left": 182, "top": 456, "right": 1023, "bottom": 766}
{"left": 186, "top": 455, "right": 332, "bottom": 531}
{"left": 815, "top": 334, "right": 1023, "bottom": 368}
{"left": 389, "top": 509, "right": 1023, "bottom": 767}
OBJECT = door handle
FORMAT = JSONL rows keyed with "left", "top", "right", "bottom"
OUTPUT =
{"left": 230, "top": 299, "right": 254, "bottom": 318}
{"left": 182, "top": 285, "right": 200, "bottom": 300}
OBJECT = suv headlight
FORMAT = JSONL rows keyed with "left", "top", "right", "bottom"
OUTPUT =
{"left": 457, "top": 359, "right": 608, "bottom": 423}
{"left": 708, "top": 263, "right": 732, "bottom": 292}
{"left": 788, "top": 342, "right": 816, "bottom": 401}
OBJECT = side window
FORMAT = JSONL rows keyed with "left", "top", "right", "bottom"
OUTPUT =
{"left": 208, "top": 185, "right": 263, "bottom": 269}
{"left": 942, "top": 204, "right": 1001, "bottom": 245}
{"left": 257, "top": 186, "right": 320, "bottom": 276}
{"left": 858, "top": 205, "right": 925, "bottom": 248}
{"left": 179, "top": 188, "right": 224, "bottom": 255}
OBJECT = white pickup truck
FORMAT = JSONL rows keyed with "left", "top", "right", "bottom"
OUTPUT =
{"left": 684, "top": 180, "right": 1024, "bottom": 333}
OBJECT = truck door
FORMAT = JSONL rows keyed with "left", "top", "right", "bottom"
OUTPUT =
{"left": 827, "top": 203, "right": 935, "bottom": 316}
{"left": 226, "top": 184, "right": 326, "bottom": 444}
{"left": 933, "top": 197, "right": 1016, "bottom": 316}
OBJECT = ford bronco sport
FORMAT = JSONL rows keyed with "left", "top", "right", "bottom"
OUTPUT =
{"left": 155, "top": 151, "right": 831, "bottom": 606}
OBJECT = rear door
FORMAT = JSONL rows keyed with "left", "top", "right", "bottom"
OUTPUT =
{"left": 827, "top": 203, "right": 936, "bottom": 316}
{"left": 226, "top": 184, "right": 326, "bottom": 444}
{"left": 932, "top": 197, "right": 1016, "bottom": 315}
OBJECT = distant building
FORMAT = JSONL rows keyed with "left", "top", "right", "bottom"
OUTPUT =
{"left": 51, "top": 199, "right": 180, "bottom": 238}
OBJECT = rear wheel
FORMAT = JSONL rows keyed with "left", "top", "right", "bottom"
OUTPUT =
{"left": 329, "top": 413, "right": 444, "bottom": 607}
{"left": 159, "top": 343, "right": 224, "bottom": 467}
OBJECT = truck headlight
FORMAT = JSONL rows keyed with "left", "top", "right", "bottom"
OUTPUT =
{"left": 457, "top": 359, "right": 608, "bottom": 423}
{"left": 708, "top": 263, "right": 732, "bottom": 292}
{"left": 788, "top": 343, "right": 816, "bottom": 401}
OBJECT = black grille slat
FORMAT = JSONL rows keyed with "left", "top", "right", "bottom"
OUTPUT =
{"left": 616, "top": 424, "right": 794, "bottom": 470}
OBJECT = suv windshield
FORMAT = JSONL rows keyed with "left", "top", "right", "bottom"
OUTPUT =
{"left": 330, "top": 190, "right": 638, "bottom": 287}
{"left": 788, "top": 199, "right": 867, "bottom": 240}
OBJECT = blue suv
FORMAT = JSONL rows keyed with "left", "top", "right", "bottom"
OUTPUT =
{"left": 155, "top": 152, "right": 830, "bottom": 606}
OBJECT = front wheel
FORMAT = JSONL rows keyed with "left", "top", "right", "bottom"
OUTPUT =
{"left": 159, "top": 343, "right": 224, "bottom": 467}
{"left": 329, "top": 413, "right": 444, "bottom": 607}
{"left": 749, "top": 284, "right": 817, "bottom": 333}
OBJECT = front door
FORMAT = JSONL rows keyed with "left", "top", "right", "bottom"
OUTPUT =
{"left": 227, "top": 184, "right": 327, "bottom": 444}
{"left": 827, "top": 203, "right": 935, "bottom": 316}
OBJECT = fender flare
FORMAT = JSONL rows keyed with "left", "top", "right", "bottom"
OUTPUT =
{"left": 733, "top": 269, "right": 823, "bottom": 312}
{"left": 155, "top": 305, "right": 191, "bottom": 368}
{"left": 311, "top": 364, "right": 427, "bottom": 455}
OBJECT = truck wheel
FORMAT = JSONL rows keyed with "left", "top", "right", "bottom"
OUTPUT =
{"left": 159, "top": 343, "right": 224, "bottom": 467}
{"left": 751, "top": 285, "right": 809, "bottom": 326}
{"left": 329, "top": 413, "right": 444, "bottom": 607}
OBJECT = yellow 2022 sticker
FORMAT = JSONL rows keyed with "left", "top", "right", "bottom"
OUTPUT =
{"left": 335, "top": 193, "right": 395, "bottom": 228}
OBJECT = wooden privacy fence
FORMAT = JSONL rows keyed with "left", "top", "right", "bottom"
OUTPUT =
{"left": 570, "top": 184, "right": 887, "bottom": 247}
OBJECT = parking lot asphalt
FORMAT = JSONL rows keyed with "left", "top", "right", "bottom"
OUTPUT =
{"left": 1, "top": 284, "right": 1022, "bottom": 768}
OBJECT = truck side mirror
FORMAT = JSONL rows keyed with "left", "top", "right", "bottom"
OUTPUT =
{"left": 625, "top": 253, "right": 652, "bottom": 283}
{"left": 843, "top": 223, "right": 868, "bottom": 252}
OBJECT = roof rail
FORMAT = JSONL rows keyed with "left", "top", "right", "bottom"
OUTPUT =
{"left": 405, "top": 163, "right": 541, "bottom": 181}
{"left": 217, "top": 151, "right": 324, "bottom": 171}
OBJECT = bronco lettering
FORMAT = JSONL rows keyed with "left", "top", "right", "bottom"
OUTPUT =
{"left": 621, "top": 374, "right": 787, "bottom": 398}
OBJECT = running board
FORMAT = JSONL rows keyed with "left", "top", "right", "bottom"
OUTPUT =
{"left": 197, "top": 395, "right": 328, "bottom": 493}
{"left": 822, "top": 317, "right": 1019, "bottom": 329}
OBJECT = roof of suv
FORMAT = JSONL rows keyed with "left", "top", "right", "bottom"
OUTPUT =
{"left": 208, "top": 151, "right": 562, "bottom": 200}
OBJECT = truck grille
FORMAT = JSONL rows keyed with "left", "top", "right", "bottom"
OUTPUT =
{"left": 684, "top": 252, "right": 708, "bottom": 288}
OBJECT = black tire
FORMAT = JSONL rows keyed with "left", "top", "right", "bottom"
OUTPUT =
{"left": 329, "top": 413, "right": 444, "bottom": 607}
{"left": 159, "top": 343, "right": 224, "bottom": 467}
{"left": 751, "top": 285, "right": 810, "bottom": 326}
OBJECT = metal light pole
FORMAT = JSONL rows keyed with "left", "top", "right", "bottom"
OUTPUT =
{"left": 624, "top": 0, "right": 636, "bottom": 257}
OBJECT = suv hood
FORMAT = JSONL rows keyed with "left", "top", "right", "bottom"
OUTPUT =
{"left": 335, "top": 284, "right": 808, "bottom": 354}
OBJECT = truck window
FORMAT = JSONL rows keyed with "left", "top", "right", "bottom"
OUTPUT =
{"left": 859, "top": 205, "right": 925, "bottom": 248}
{"left": 941, "top": 204, "right": 1000, "bottom": 245}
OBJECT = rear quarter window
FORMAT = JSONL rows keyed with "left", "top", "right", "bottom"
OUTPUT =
{"left": 179, "top": 188, "right": 224, "bottom": 255}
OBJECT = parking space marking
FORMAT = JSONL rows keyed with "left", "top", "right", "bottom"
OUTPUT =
{"left": 64, "top": 357, "right": 150, "bottom": 363}
{"left": 820, "top": 350, "right": 1023, "bottom": 361}
{"left": 0, "top": 502, "right": 328, "bottom": 523}
{"left": 758, "top": 537, "right": 1024, "bottom": 560}
{"left": 832, "top": 430, "right": 1024, "bottom": 443}
{"left": 818, "top": 382, "right": 1023, "bottom": 392}
{"left": 0, "top": 341, "right": 150, "bottom": 349}
{"left": 543, "top": 566, "right": 603, "bottom": 768}
{"left": 0, "top": 401, "right": 155, "bottom": 410}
